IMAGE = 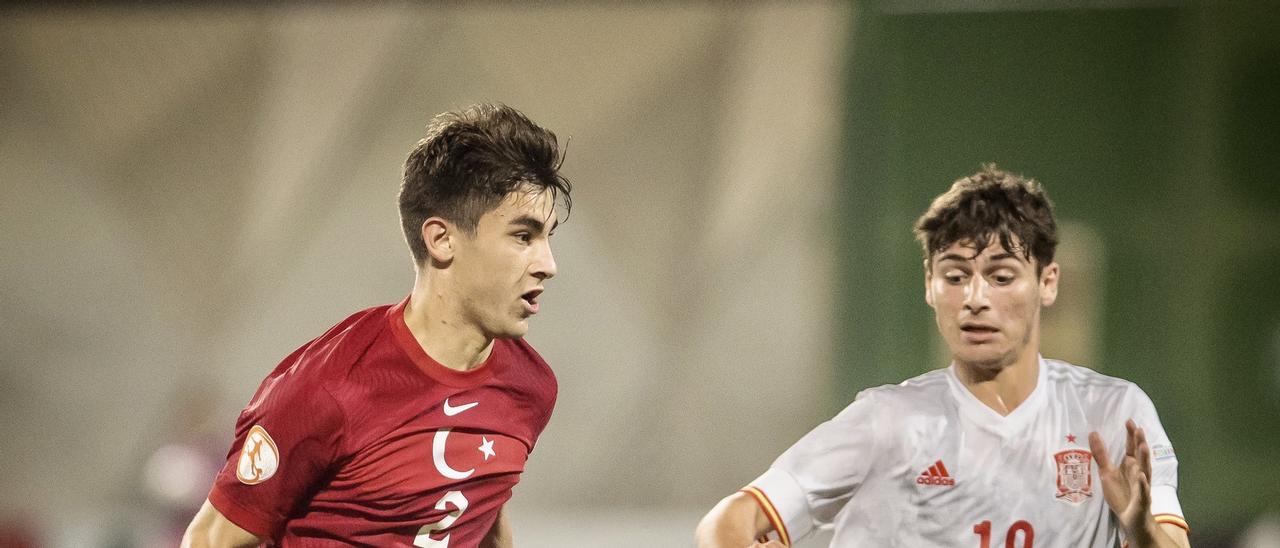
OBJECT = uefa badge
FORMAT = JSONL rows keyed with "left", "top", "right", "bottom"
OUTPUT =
{"left": 236, "top": 425, "right": 280, "bottom": 485}
{"left": 1053, "top": 449, "right": 1093, "bottom": 503}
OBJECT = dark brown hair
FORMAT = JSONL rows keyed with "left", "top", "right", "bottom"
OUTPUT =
{"left": 913, "top": 164, "right": 1057, "bottom": 272}
{"left": 399, "top": 103, "right": 572, "bottom": 264}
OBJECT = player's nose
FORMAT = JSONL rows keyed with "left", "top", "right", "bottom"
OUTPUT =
{"left": 531, "top": 242, "right": 556, "bottom": 280}
{"left": 962, "top": 275, "right": 990, "bottom": 312}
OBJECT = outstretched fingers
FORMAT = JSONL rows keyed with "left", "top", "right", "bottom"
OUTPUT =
{"left": 1124, "top": 419, "right": 1138, "bottom": 459}
{"left": 1135, "top": 425, "right": 1153, "bottom": 480}
{"left": 1089, "top": 431, "right": 1113, "bottom": 473}
{"left": 1124, "top": 455, "right": 1142, "bottom": 496}
{"left": 1137, "top": 465, "right": 1151, "bottom": 507}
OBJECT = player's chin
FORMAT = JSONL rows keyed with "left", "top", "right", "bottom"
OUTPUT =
{"left": 953, "top": 346, "right": 1011, "bottom": 369}
{"left": 494, "top": 318, "right": 531, "bottom": 339}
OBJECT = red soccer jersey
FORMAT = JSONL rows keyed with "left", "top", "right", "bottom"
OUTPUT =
{"left": 208, "top": 297, "right": 557, "bottom": 547}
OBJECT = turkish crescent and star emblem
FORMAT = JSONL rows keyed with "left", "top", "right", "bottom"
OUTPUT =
{"left": 236, "top": 424, "right": 280, "bottom": 485}
{"left": 1053, "top": 449, "right": 1093, "bottom": 503}
{"left": 433, "top": 398, "right": 503, "bottom": 480}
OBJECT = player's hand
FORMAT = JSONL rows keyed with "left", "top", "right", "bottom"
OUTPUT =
{"left": 1089, "top": 419, "right": 1157, "bottom": 539}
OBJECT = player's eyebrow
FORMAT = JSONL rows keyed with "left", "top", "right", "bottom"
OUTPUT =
{"left": 935, "top": 252, "right": 973, "bottom": 264}
{"left": 509, "top": 215, "right": 556, "bottom": 234}
{"left": 987, "top": 252, "right": 1024, "bottom": 263}
{"left": 936, "top": 250, "right": 1026, "bottom": 266}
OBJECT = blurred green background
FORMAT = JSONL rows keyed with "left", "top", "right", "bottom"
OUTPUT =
{"left": 837, "top": 1, "right": 1280, "bottom": 539}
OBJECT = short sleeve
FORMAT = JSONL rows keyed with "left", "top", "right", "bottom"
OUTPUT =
{"left": 744, "top": 391, "right": 880, "bottom": 544}
{"left": 1126, "top": 384, "right": 1189, "bottom": 532}
{"left": 208, "top": 363, "right": 346, "bottom": 538}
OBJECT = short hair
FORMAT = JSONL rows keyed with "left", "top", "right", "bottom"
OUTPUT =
{"left": 913, "top": 164, "right": 1057, "bottom": 272}
{"left": 399, "top": 103, "right": 572, "bottom": 264}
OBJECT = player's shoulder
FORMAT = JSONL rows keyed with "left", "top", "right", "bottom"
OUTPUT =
{"left": 869, "top": 367, "right": 950, "bottom": 395}
{"left": 491, "top": 338, "right": 558, "bottom": 433}
{"left": 1041, "top": 357, "right": 1145, "bottom": 403}
{"left": 272, "top": 303, "right": 395, "bottom": 382}
{"left": 240, "top": 303, "right": 394, "bottom": 424}
{"left": 498, "top": 337, "right": 557, "bottom": 385}
{"left": 852, "top": 367, "right": 952, "bottom": 408}
{"left": 501, "top": 337, "right": 549, "bottom": 366}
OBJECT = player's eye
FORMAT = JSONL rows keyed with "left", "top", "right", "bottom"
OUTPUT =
{"left": 514, "top": 232, "right": 532, "bottom": 243}
{"left": 990, "top": 272, "right": 1015, "bottom": 285}
{"left": 944, "top": 273, "right": 966, "bottom": 284}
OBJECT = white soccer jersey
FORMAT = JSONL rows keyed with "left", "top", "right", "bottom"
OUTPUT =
{"left": 746, "top": 357, "right": 1187, "bottom": 547}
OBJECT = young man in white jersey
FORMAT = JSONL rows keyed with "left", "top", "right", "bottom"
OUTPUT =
{"left": 696, "top": 165, "right": 1191, "bottom": 548}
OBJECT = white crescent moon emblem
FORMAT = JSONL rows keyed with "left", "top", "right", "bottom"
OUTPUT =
{"left": 432, "top": 429, "right": 474, "bottom": 480}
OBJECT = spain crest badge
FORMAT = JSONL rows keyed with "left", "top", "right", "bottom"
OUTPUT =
{"left": 1053, "top": 449, "right": 1093, "bottom": 503}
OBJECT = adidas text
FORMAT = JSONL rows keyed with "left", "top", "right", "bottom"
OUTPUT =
{"left": 916, "top": 476, "right": 956, "bottom": 486}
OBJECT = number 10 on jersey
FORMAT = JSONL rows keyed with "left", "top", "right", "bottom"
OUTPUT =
{"left": 974, "top": 520, "right": 1034, "bottom": 548}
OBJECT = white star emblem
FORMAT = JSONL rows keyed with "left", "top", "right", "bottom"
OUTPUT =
{"left": 478, "top": 437, "right": 496, "bottom": 461}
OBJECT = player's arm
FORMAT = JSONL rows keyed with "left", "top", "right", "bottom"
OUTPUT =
{"left": 480, "top": 504, "right": 513, "bottom": 548}
{"left": 698, "top": 394, "right": 879, "bottom": 547}
{"left": 695, "top": 491, "right": 775, "bottom": 548}
{"left": 1155, "top": 523, "right": 1191, "bottom": 548}
{"left": 1089, "top": 420, "right": 1191, "bottom": 548}
{"left": 181, "top": 498, "right": 262, "bottom": 548}
{"left": 1118, "top": 519, "right": 1190, "bottom": 548}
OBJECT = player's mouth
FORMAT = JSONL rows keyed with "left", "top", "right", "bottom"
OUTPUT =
{"left": 959, "top": 322, "right": 998, "bottom": 343}
{"left": 521, "top": 288, "right": 543, "bottom": 315}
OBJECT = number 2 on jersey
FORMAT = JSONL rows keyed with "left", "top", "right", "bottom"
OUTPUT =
{"left": 415, "top": 490, "right": 469, "bottom": 547}
{"left": 974, "top": 520, "right": 1034, "bottom": 548}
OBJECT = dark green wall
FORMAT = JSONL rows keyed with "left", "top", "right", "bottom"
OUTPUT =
{"left": 838, "top": 2, "right": 1280, "bottom": 535}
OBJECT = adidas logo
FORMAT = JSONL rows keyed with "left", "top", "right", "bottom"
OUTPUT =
{"left": 916, "top": 460, "right": 956, "bottom": 487}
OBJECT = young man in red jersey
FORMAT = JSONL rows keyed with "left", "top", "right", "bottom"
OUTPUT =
{"left": 183, "top": 103, "right": 571, "bottom": 547}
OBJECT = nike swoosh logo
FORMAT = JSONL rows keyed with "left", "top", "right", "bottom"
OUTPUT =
{"left": 443, "top": 398, "right": 479, "bottom": 416}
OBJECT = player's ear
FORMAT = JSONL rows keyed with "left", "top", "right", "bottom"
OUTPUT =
{"left": 923, "top": 259, "right": 936, "bottom": 306}
{"left": 1039, "top": 261, "right": 1059, "bottom": 306}
{"left": 422, "top": 217, "right": 455, "bottom": 264}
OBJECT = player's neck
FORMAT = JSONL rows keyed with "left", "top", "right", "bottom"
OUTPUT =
{"left": 955, "top": 348, "right": 1040, "bottom": 417}
{"left": 404, "top": 276, "right": 495, "bottom": 372}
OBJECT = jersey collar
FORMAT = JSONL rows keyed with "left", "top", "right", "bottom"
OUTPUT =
{"left": 944, "top": 355, "right": 1049, "bottom": 437}
{"left": 387, "top": 295, "right": 503, "bottom": 388}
